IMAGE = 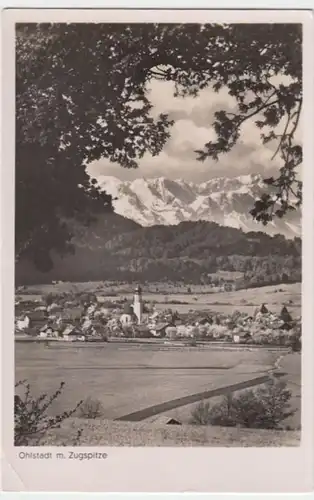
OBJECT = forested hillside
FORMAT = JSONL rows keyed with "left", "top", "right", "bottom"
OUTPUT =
{"left": 16, "top": 216, "right": 301, "bottom": 286}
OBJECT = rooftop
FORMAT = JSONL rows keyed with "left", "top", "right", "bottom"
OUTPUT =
{"left": 61, "top": 307, "right": 84, "bottom": 321}
{"left": 122, "top": 303, "right": 135, "bottom": 315}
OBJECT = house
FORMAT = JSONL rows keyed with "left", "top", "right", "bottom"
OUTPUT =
{"left": 39, "top": 324, "right": 59, "bottom": 338}
{"left": 61, "top": 306, "right": 84, "bottom": 323}
{"left": 47, "top": 303, "right": 63, "bottom": 314}
{"left": 150, "top": 415, "right": 182, "bottom": 426}
{"left": 86, "top": 303, "right": 97, "bottom": 315}
{"left": 27, "top": 309, "right": 49, "bottom": 332}
{"left": 95, "top": 307, "right": 111, "bottom": 318}
{"left": 165, "top": 326, "right": 178, "bottom": 339}
{"left": 16, "top": 300, "right": 36, "bottom": 311}
{"left": 149, "top": 311, "right": 160, "bottom": 322}
{"left": 280, "top": 321, "right": 293, "bottom": 331}
{"left": 134, "top": 325, "right": 152, "bottom": 338}
{"left": 120, "top": 304, "right": 136, "bottom": 326}
{"left": 34, "top": 305, "right": 47, "bottom": 312}
{"left": 107, "top": 317, "right": 122, "bottom": 334}
{"left": 174, "top": 318, "right": 185, "bottom": 327}
{"left": 147, "top": 310, "right": 163, "bottom": 328}
{"left": 23, "top": 327, "right": 40, "bottom": 337}
{"left": 233, "top": 332, "right": 251, "bottom": 344}
{"left": 49, "top": 317, "right": 63, "bottom": 330}
{"left": 89, "top": 320, "right": 105, "bottom": 336}
{"left": 149, "top": 322, "right": 172, "bottom": 337}
{"left": 62, "top": 326, "right": 86, "bottom": 342}
{"left": 30, "top": 309, "right": 48, "bottom": 322}
{"left": 194, "top": 315, "right": 213, "bottom": 326}
{"left": 176, "top": 324, "right": 194, "bottom": 338}
{"left": 81, "top": 316, "right": 93, "bottom": 331}
{"left": 16, "top": 315, "right": 30, "bottom": 331}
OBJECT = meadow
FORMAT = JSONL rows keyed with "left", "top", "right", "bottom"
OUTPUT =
{"left": 15, "top": 281, "right": 301, "bottom": 432}
{"left": 145, "top": 352, "right": 301, "bottom": 429}
{"left": 15, "top": 342, "right": 300, "bottom": 427}
{"left": 151, "top": 283, "right": 301, "bottom": 315}
{"left": 17, "top": 282, "right": 301, "bottom": 316}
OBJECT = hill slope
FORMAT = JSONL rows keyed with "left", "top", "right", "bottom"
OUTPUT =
{"left": 16, "top": 214, "right": 301, "bottom": 286}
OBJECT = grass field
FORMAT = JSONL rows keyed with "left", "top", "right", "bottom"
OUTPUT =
{"left": 41, "top": 418, "right": 301, "bottom": 447}
{"left": 15, "top": 343, "right": 300, "bottom": 428}
{"left": 134, "top": 283, "right": 301, "bottom": 315}
{"left": 17, "top": 282, "right": 301, "bottom": 316}
{"left": 147, "top": 353, "right": 301, "bottom": 429}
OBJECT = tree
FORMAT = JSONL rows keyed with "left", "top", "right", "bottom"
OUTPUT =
{"left": 190, "top": 400, "right": 212, "bottom": 425}
{"left": 188, "top": 25, "right": 302, "bottom": 225}
{"left": 14, "top": 379, "right": 82, "bottom": 445}
{"left": 78, "top": 397, "right": 105, "bottom": 419}
{"left": 16, "top": 23, "right": 302, "bottom": 270}
{"left": 16, "top": 23, "right": 173, "bottom": 271}
{"left": 190, "top": 379, "right": 295, "bottom": 430}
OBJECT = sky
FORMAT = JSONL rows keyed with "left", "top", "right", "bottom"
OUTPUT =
{"left": 87, "top": 77, "right": 301, "bottom": 184}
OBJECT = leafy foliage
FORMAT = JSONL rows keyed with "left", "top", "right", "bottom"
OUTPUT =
{"left": 14, "top": 379, "right": 83, "bottom": 445}
{"left": 290, "top": 330, "right": 302, "bottom": 352}
{"left": 190, "top": 400, "right": 212, "bottom": 425}
{"left": 77, "top": 397, "right": 105, "bottom": 419}
{"left": 16, "top": 23, "right": 302, "bottom": 269}
{"left": 190, "top": 379, "right": 295, "bottom": 429}
{"left": 182, "top": 24, "right": 302, "bottom": 224}
{"left": 16, "top": 23, "right": 173, "bottom": 270}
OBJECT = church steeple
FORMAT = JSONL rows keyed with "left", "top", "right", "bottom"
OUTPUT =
{"left": 133, "top": 285, "right": 143, "bottom": 324}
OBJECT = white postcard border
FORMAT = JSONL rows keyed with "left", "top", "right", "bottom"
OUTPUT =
{"left": 1, "top": 7, "right": 314, "bottom": 493}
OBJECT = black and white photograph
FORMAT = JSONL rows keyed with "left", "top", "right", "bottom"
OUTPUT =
{"left": 2, "top": 6, "right": 314, "bottom": 493}
{"left": 11, "top": 14, "right": 305, "bottom": 452}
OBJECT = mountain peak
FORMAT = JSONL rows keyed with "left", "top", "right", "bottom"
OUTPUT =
{"left": 237, "top": 173, "right": 262, "bottom": 184}
{"left": 96, "top": 175, "right": 301, "bottom": 239}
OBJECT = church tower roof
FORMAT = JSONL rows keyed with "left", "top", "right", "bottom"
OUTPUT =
{"left": 135, "top": 285, "right": 142, "bottom": 294}
{"left": 123, "top": 303, "right": 134, "bottom": 315}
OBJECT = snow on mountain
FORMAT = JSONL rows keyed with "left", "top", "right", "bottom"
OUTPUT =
{"left": 96, "top": 174, "right": 301, "bottom": 239}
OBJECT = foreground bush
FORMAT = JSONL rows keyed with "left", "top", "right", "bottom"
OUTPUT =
{"left": 78, "top": 397, "right": 105, "bottom": 419}
{"left": 14, "top": 380, "right": 83, "bottom": 445}
{"left": 189, "top": 400, "right": 212, "bottom": 425}
{"left": 190, "top": 379, "right": 295, "bottom": 430}
{"left": 290, "top": 330, "right": 302, "bottom": 352}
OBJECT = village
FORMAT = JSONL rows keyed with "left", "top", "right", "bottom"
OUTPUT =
{"left": 15, "top": 285, "right": 302, "bottom": 349}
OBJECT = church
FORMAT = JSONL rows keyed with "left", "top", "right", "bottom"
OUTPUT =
{"left": 120, "top": 285, "right": 145, "bottom": 326}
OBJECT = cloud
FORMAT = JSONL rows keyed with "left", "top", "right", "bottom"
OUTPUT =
{"left": 87, "top": 77, "right": 296, "bottom": 183}
{"left": 164, "top": 119, "right": 217, "bottom": 160}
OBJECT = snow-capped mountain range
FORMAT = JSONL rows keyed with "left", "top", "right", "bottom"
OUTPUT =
{"left": 96, "top": 174, "right": 301, "bottom": 239}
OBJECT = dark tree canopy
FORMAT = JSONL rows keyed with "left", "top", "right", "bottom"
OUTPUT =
{"left": 16, "top": 23, "right": 302, "bottom": 270}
